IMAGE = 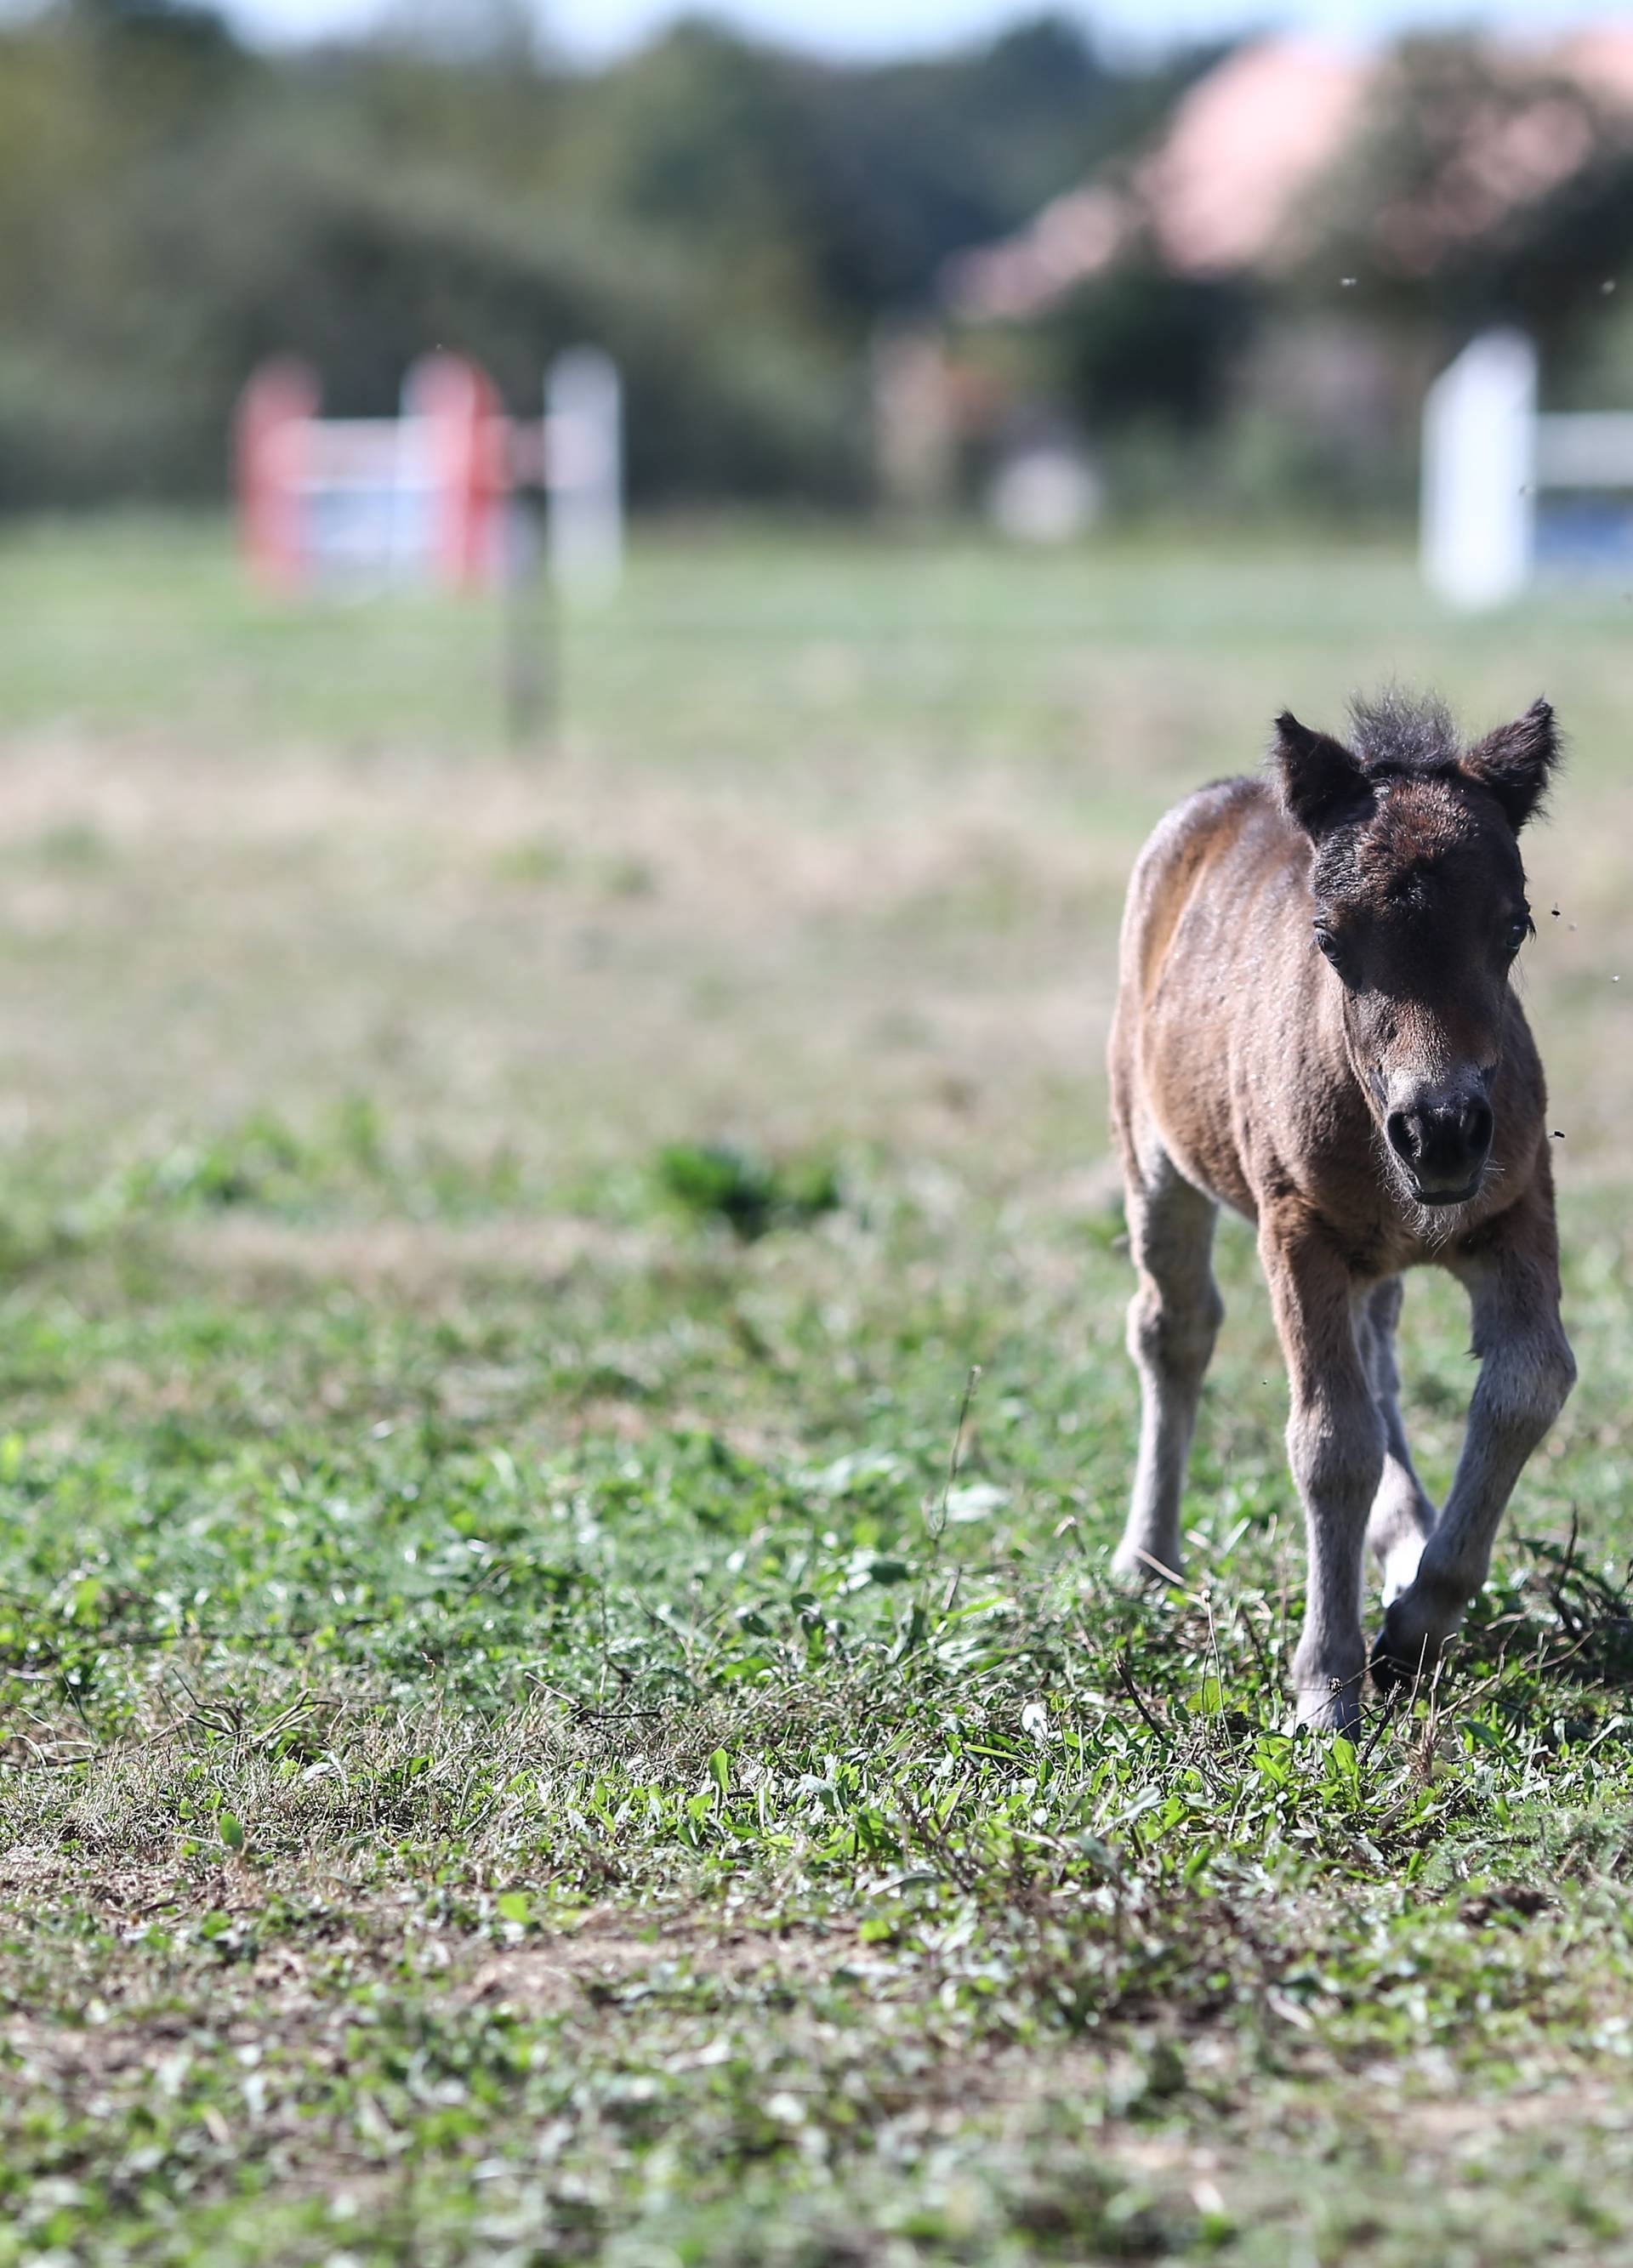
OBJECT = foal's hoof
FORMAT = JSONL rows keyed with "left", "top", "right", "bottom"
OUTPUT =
{"left": 1368, "top": 1629, "right": 1410, "bottom": 1694}
{"left": 1110, "top": 1539, "right": 1182, "bottom": 1587}
{"left": 1370, "top": 1573, "right": 1461, "bottom": 1693}
{"left": 1369, "top": 1609, "right": 1441, "bottom": 1695}
{"left": 1293, "top": 1684, "right": 1363, "bottom": 1738}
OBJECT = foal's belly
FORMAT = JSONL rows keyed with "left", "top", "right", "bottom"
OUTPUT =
{"left": 1140, "top": 1032, "right": 1260, "bottom": 1221}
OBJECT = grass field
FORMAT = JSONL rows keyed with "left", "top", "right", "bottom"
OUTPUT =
{"left": 3, "top": 515, "right": 1633, "bottom": 2266}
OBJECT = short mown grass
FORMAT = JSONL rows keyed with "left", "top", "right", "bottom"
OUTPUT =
{"left": 2, "top": 520, "right": 1632, "bottom": 2264}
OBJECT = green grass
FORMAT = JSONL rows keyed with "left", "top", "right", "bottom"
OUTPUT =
{"left": 2, "top": 517, "right": 1633, "bottom": 2264}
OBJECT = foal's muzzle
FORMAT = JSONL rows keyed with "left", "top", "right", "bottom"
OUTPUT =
{"left": 1385, "top": 1084, "right": 1494, "bottom": 1206}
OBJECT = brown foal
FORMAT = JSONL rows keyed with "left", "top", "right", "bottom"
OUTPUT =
{"left": 1108, "top": 691, "right": 1575, "bottom": 1733}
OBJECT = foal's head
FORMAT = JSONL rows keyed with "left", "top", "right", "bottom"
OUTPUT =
{"left": 1273, "top": 691, "right": 1558, "bottom": 1209}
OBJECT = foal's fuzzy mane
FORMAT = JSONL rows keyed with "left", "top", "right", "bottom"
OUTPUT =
{"left": 1345, "top": 688, "right": 1459, "bottom": 778}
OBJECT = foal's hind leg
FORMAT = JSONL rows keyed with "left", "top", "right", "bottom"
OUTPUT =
{"left": 1358, "top": 1278, "right": 1437, "bottom": 1606}
{"left": 1112, "top": 1151, "right": 1222, "bottom": 1582}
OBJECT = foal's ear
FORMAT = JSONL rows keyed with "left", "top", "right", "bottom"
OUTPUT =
{"left": 1273, "top": 711, "right": 1366, "bottom": 838}
{"left": 1460, "top": 698, "right": 1558, "bottom": 832}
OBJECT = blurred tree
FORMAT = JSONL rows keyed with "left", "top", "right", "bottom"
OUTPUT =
{"left": 788, "top": 15, "right": 1125, "bottom": 315}
{"left": 964, "top": 31, "right": 1633, "bottom": 516}
{"left": 0, "top": 3, "right": 1187, "bottom": 509}
{"left": 1050, "top": 264, "right": 1252, "bottom": 433}
{"left": 60, "top": 0, "right": 236, "bottom": 49}
{"left": 374, "top": 0, "right": 541, "bottom": 69}
{"left": 1306, "top": 38, "right": 1633, "bottom": 365}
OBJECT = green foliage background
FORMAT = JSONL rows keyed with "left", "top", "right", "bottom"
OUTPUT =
{"left": 0, "top": 0, "right": 1203, "bottom": 509}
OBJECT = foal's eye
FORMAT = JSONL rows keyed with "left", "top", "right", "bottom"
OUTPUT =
{"left": 1505, "top": 915, "right": 1531, "bottom": 957}
{"left": 1313, "top": 926, "right": 1341, "bottom": 966}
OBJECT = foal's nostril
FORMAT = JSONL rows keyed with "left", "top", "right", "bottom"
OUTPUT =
{"left": 1463, "top": 1098, "right": 1494, "bottom": 1157}
{"left": 1385, "top": 1110, "right": 1417, "bottom": 1162}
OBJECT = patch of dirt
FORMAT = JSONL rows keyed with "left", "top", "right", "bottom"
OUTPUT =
{"left": 1395, "top": 2080, "right": 1633, "bottom": 2140}
{"left": 460, "top": 1918, "right": 858, "bottom": 2012}
{"left": 1458, "top": 1883, "right": 1557, "bottom": 1927}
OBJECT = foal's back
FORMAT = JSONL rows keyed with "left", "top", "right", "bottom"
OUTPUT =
{"left": 1110, "top": 771, "right": 1340, "bottom": 1232}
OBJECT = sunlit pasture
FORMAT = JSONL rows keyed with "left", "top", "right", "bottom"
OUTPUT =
{"left": 2, "top": 517, "right": 1630, "bottom": 2267}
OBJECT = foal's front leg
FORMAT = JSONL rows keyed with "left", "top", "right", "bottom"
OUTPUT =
{"left": 1260, "top": 1215, "right": 1385, "bottom": 1734}
{"left": 1374, "top": 1191, "right": 1574, "bottom": 1686}
{"left": 1112, "top": 1155, "right": 1222, "bottom": 1583}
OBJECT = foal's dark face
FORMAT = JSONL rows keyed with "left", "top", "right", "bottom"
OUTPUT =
{"left": 1312, "top": 793, "right": 1528, "bottom": 1203}
{"left": 1275, "top": 698, "right": 1558, "bottom": 1210}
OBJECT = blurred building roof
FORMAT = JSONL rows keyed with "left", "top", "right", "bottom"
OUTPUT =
{"left": 947, "top": 30, "right": 1633, "bottom": 321}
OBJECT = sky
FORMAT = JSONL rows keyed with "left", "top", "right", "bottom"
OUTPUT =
{"left": 220, "top": 0, "right": 1633, "bottom": 63}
